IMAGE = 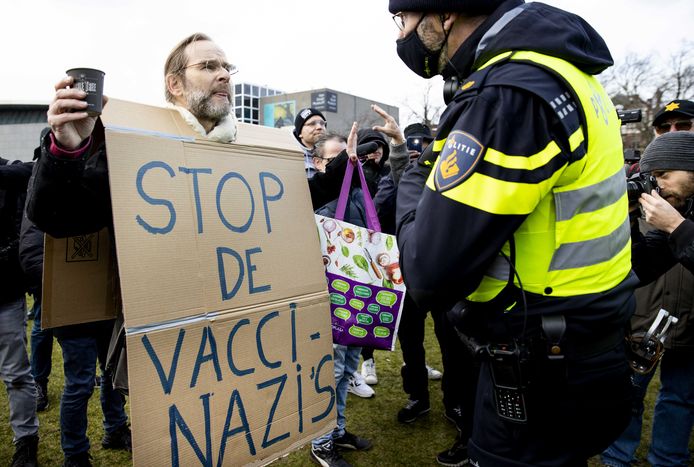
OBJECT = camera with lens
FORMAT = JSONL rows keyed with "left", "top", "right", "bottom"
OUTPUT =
{"left": 626, "top": 172, "right": 659, "bottom": 202}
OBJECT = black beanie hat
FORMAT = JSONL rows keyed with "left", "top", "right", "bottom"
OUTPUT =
{"left": 293, "top": 108, "right": 326, "bottom": 141}
{"left": 639, "top": 131, "right": 694, "bottom": 173}
{"left": 357, "top": 129, "right": 390, "bottom": 162}
{"left": 389, "top": 0, "right": 506, "bottom": 14}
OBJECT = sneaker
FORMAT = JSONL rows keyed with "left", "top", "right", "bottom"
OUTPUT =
{"left": 444, "top": 405, "right": 464, "bottom": 430}
{"left": 427, "top": 364, "right": 443, "bottom": 380}
{"left": 333, "top": 430, "right": 372, "bottom": 451}
{"left": 35, "top": 382, "right": 49, "bottom": 412}
{"left": 360, "top": 358, "right": 378, "bottom": 385}
{"left": 11, "top": 434, "right": 38, "bottom": 467}
{"left": 347, "top": 372, "right": 374, "bottom": 398}
{"left": 397, "top": 399, "right": 431, "bottom": 423}
{"left": 102, "top": 423, "right": 132, "bottom": 451}
{"left": 310, "top": 441, "right": 351, "bottom": 467}
{"left": 436, "top": 436, "right": 469, "bottom": 467}
{"left": 63, "top": 451, "right": 93, "bottom": 467}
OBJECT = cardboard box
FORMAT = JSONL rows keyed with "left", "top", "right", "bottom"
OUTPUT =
{"left": 43, "top": 99, "right": 335, "bottom": 466}
{"left": 42, "top": 228, "right": 118, "bottom": 328}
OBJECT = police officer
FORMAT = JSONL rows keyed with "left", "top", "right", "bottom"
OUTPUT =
{"left": 389, "top": 0, "right": 638, "bottom": 465}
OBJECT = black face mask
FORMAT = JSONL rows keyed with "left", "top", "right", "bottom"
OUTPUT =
{"left": 396, "top": 15, "right": 449, "bottom": 79}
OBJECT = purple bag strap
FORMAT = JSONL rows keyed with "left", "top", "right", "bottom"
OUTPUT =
{"left": 334, "top": 161, "right": 382, "bottom": 232}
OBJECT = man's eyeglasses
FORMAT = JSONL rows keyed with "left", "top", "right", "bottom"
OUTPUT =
{"left": 392, "top": 12, "right": 406, "bottom": 31}
{"left": 655, "top": 119, "right": 693, "bottom": 135}
{"left": 178, "top": 59, "right": 238, "bottom": 76}
{"left": 304, "top": 120, "right": 327, "bottom": 129}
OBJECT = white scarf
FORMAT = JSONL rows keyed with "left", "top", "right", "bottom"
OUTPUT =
{"left": 173, "top": 105, "right": 238, "bottom": 143}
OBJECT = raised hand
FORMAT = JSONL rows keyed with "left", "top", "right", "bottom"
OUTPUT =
{"left": 371, "top": 104, "right": 405, "bottom": 146}
{"left": 47, "top": 76, "right": 107, "bottom": 150}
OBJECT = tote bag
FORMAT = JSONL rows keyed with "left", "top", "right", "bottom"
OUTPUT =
{"left": 314, "top": 161, "right": 405, "bottom": 350}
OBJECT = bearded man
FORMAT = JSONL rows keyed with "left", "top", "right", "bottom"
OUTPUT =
{"left": 25, "top": 33, "right": 238, "bottom": 467}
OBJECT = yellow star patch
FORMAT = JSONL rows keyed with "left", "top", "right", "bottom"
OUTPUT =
{"left": 665, "top": 102, "right": 680, "bottom": 112}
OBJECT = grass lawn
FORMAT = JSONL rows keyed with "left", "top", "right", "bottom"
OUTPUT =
{"left": 0, "top": 312, "right": 685, "bottom": 466}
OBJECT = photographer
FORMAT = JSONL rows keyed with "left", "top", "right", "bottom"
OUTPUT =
{"left": 603, "top": 130, "right": 694, "bottom": 467}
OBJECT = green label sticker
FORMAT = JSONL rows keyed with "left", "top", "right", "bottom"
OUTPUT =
{"left": 349, "top": 326, "right": 368, "bottom": 338}
{"left": 356, "top": 313, "right": 373, "bottom": 325}
{"left": 376, "top": 290, "right": 397, "bottom": 307}
{"left": 349, "top": 299, "right": 365, "bottom": 311}
{"left": 330, "top": 293, "right": 347, "bottom": 305}
{"left": 379, "top": 312, "right": 394, "bottom": 324}
{"left": 367, "top": 304, "right": 381, "bottom": 314}
{"left": 331, "top": 279, "right": 350, "bottom": 293}
{"left": 333, "top": 308, "right": 351, "bottom": 320}
{"left": 373, "top": 326, "right": 390, "bottom": 338}
{"left": 353, "top": 285, "right": 372, "bottom": 298}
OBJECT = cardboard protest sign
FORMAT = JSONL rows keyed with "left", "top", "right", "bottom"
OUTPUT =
{"left": 44, "top": 99, "right": 335, "bottom": 466}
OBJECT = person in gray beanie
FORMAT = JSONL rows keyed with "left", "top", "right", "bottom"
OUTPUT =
{"left": 612, "top": 129, "right": 694, "bottom": 467}
{"left": 639, "top": 131, "right": 694, "bottom": 218}
{"left": 388, "top": 0, "right": 636, "bottom": 466}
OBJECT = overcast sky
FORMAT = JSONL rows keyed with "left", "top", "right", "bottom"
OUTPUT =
{"left": 2, "top": 0, "right": 692, "bottom": 125}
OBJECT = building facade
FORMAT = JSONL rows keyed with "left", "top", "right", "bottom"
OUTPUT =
{"left": 0, "top": 103, "right": 48, "bottom": 162}
{"left": 259, "top": 88, "right": 399, "bottom": 136}
{"left": 233, "top": 83, "right": 284, "bottom": 125}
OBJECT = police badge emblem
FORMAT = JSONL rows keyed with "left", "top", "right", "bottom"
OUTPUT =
{"left": 434, "top": 130, "right": 485, "bottom": 192}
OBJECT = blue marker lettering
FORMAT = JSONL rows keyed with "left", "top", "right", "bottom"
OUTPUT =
{"left": 136, "top": 161, "right": 177, "bottom": 234}
{"left": 190, "top": 326, "right": 222, "bottom": 388}
{"left": 257, "top": 375, "right": 290, "bottom": 448}
{"left": 217, "top": 247, "right": 244, "bottom": 301}
{"left": 217, "top": 389, "right": 256, "bottom": 466}
{"left": 258, "top": 172, "right": 284, "bottom": 233}
{"left": 142, "top": 329, "right": 185, "bottom": 395}
{"left": 169, "top": 393, "right": 212, "bottom": 467}
{"left": 178, "top": 167, "right": 212, "bottom": 234}
{"left": 226, "top": 319, "right": 255, "bottom": 376}
{"left": 246, "top": 247, "right": 270, "bottom": 295}
{"left": 216, "top": 172, "right": 254, "bottom": 233}
{"left": 311, "top": 354, "right": 335, "bottom": 423}
{"left": 256, "top": 311, "right": 281, "bottom": 369}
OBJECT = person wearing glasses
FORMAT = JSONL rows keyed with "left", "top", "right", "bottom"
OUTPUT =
{"left": 652, "top": 99, "right": 694, "bottom": 137}
{"left": 293, "top": 107, "right": 328, "bottom": 179}
{"left": 388, "top": 0, "right": 637, "bottom": 465}
{"left": 25, "top": 33, "right": 238, "bottom": 467}
{"left": 602, "top": 106, "right": 694, "bottom": 467}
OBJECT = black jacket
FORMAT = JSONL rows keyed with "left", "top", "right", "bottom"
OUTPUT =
{"left": 395, "top": 0, "right": 636, "bottom": 326}
{"left": 26, "top": 127, "right": 111, "bottom": 238}
{"left": 631, "top": 218, "right": 694, "bottom": 351}
{"left": 0, "top": 159, "right": 33, "bottom": 303}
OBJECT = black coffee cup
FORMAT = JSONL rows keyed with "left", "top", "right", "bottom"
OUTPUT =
{"left": 66, "top": 68, "right": 105, "bottom": 116}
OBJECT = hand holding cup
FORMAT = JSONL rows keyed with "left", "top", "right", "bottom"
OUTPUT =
{"left": 47, "top": 69, "right": 106, "bottom": 150}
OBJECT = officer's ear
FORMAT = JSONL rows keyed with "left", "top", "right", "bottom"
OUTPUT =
{"left": 441, "top": 12, "right": 459, "bottom": 32}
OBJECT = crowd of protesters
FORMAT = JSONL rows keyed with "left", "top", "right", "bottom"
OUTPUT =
{"left": 2, "top": 2, "right": 694, "bottom": 466}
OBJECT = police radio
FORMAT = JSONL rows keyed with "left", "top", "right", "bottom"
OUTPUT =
{"left": 627, "top": 309, "right": 678, "bottom": 375}
{"left": 488, "top": 342, "right": 529, "bottom": 423}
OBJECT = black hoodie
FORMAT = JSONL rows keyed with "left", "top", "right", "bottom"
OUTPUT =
{"left": 442, "top": 1, "right": 613, "bottom": 81}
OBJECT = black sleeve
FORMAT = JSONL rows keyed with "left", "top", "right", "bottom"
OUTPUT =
{"left": 26, "top": 132, "right": 112, "bottom": 238}
{"left": 668, "top": 219, "right": 694, "bottom": 273}
{"left": 308, "top": 150, "right": 349, "bottom": 210}
{"left": 0, "top": 162, "right": 33, "bottom": 191}
{"left": 396, "top": 85, "right": 573, "bottom": 311}
{"left": 632, "top": 219, "right": 694, "bottom": 284}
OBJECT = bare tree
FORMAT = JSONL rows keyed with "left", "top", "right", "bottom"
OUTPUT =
{"left": 403, "top": 81, "right": 444, "bottom": 128}
{"left": 603, "top": 42, "right": 694, "bottom": 151}
{"left": 665, "top": 43, "right": 694, "bottom": 100}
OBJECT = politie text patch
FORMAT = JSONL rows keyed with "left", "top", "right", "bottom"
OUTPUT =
{"left": 434, "top": 130, "right": 485, "bottom": 192}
